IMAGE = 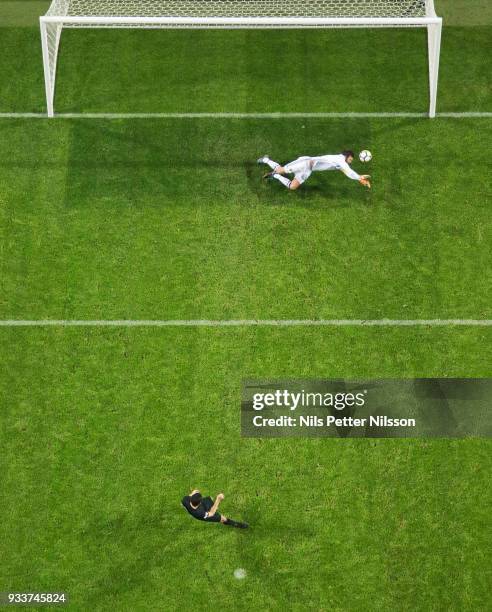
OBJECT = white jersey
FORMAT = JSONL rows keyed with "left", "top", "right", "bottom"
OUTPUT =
{"left": 283, "top": 154, "right": 360, "bottom": 185}
{"left": 310, "top": 154, "right": 360, "bottom": 181}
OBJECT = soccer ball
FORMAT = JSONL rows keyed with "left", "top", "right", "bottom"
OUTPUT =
{"left": 359, "top": 150, "right": 372, "bottom": 163}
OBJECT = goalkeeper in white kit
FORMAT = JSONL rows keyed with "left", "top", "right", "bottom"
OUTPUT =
{"left": 257, "top": 150, "right": 371, "bottom": 190}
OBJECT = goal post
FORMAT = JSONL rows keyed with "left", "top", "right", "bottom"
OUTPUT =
{"left": 40, "top": 0, "right": 442, "bottom": 118}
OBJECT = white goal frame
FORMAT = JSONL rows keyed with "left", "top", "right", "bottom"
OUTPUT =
{"left": 40, "top": 1, "right": 442, "bottom": 118}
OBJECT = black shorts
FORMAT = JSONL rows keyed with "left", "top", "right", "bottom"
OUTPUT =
{"left": 202, "top": 497, "right": 222, "bottom": 523}
{"left": 204, "top": 512, "right": 222, "bottom": 523}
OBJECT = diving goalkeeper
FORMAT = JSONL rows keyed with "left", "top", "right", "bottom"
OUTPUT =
{"left": 257, "top": 151, "right": 371, "bottom": 190}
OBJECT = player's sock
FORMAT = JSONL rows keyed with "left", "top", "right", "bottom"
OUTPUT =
{"left": 264, "top": 157, "right": 280, "bottom": 170}
{"left": 273, "top": 174, "right": 292, "bottom": 189}
{"left": 225, "top": 518, "right": 248, "bottom": 528}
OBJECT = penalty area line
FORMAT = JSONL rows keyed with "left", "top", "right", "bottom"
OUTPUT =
{"left": 0, "top": 112, "right": 491, "bottom": 119}
{"left": 0, "top": 320, "right": 490, "bottom": 328}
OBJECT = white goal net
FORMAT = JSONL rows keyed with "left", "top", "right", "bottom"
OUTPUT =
{"left": 41, "top": 0, "right": 442, "bottom": 115}
{"left": 47, "top": 1, "right": 429, "bottom": 20}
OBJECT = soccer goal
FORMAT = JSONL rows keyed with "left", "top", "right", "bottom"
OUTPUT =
{"left": 40, "top": 1, "right": 442, "bottom": 117}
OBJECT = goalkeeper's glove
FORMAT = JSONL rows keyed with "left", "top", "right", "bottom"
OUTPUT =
{"left": 359, "top": 175, "right": 371, "bottom": 189}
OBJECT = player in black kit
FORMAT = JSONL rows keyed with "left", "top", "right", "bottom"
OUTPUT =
{"left": 182, "top": 489, "right": 248, "bottom": 528}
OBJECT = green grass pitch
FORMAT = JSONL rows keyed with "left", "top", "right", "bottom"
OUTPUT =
{"left": 0, "top": 2, "right": 491, "bottom": 610}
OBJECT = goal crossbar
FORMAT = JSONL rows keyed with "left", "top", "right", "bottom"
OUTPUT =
{"left": 42, "top": 16, "right": 441, "bottom": 26}
{"left": 40, "top": 1, "right": 442, "bottom": 117}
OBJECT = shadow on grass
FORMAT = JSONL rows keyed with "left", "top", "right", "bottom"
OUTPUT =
{"left": 79, "top": 505, "right": 241, "bottom": 605}
{"left": 244, "top": 160, "right": 372, "bottom": 209}
{"left": 2, "top": 119, "right": 384, "bottom": 209}
{"left": 233, "top": 501, "right": 321, "bottom": 594}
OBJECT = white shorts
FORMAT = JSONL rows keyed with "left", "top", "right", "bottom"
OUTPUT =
{"left": 283, "top": 156, "right": 312, "bottom": 184}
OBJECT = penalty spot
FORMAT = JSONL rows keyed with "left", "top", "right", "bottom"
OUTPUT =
{"left": 234, "top": 568, "right": 247, "bottom": 580}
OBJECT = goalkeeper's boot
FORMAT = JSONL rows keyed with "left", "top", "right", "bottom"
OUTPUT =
{"left": 263, "top": 171, "right": 275, "bottom": 180}
{"left": 257, "top": 156, "right": 268, "bottom": 165}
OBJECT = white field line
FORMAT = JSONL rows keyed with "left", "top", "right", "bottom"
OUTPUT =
{"left": 0, "top": 319, "right": 490, "bottom": 328}
{"left": 0, "top": 112, "right": 491, "bottom": 119}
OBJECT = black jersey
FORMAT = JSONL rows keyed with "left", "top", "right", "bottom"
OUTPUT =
{"left": 182, "top": 496, "right": 221, "bottom": 522}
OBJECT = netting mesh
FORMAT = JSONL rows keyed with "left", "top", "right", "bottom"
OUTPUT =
{"left": 42, "top": 21, "right": 62, "bottom": 97}
{"left": 47, "top": 0, "right": 429, "bottom": 19}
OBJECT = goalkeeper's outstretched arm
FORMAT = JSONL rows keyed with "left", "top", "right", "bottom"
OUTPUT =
{"left": 340, "top": 161, "right": 371, "bottom": 189}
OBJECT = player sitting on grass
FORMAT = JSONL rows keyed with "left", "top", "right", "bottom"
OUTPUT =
{"left": 257, "top": 151, "right": 371, "bottom": 190}
{"left": 182, "top": 489, "right": 249, "bottom": 529}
